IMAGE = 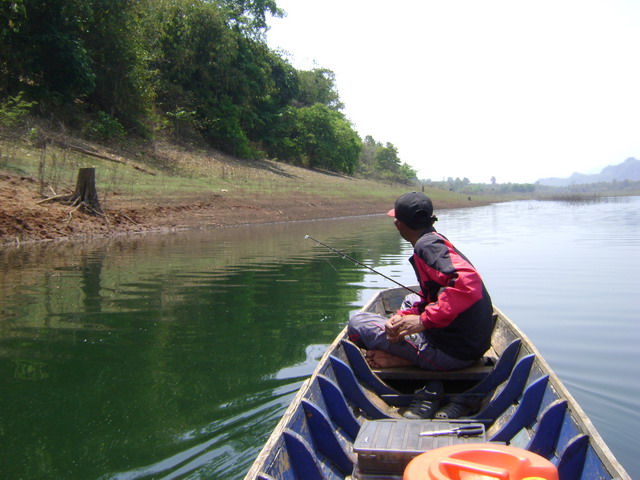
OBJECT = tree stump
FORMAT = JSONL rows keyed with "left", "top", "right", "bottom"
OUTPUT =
{"left": 67, "top": 167, "right": 103, "bottom": 214}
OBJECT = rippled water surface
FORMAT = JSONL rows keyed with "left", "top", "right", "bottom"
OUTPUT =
{"left": 1, "top": 197, "right": 638, "bottom": 478}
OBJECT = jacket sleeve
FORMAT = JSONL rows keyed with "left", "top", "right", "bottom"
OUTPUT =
{"left": 398, "top": 303, "right": 420, "bottom": 316}
{"left": 412, "top": 238, "right": 485, "bottom": 329}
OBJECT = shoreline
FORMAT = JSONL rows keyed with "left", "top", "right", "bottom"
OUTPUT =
{"left": 6, "top": 210, "right": 390, "bottom": 249}
{"left": 0, "top": 172, "right": 492, "bottom": 248}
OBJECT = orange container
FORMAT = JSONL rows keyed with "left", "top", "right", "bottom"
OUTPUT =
{"left": 403, "top": 443, "right": 559, "bottom": 480}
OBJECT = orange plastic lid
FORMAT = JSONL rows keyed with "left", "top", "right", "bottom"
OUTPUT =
{"left": 403, "top": 443, "right": 559, "bottom": 480}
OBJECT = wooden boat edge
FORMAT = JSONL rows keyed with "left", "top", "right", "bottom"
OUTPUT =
{"left": 244, "top": 288, "right": 631, "bottom": 479}
{"left": 492, "top": 305, "right": 630, "bottom": 479}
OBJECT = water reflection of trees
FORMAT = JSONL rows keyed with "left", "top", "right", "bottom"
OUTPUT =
{"left": 0, "top": 215, "right": 408, "bottom": 478}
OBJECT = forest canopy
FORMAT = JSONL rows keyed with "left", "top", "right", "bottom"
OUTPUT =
{"left": 0, "top": 0, "right": 416, "bottom": 181}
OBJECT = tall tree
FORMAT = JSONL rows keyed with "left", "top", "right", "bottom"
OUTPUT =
{"left": 0, "top": 0, "right": 154, "bottom": 132}
{"left": 83, "top": 0, "right": 154, "bottom": 133}
{"left": 374, "top": 142, "right": 400, "bottom": 173}
{"left": 296, "top": 68, "right": 344, "bottom": 110}
{"left": 358, "top": 135, "right": 381, "bottom": 173}
{"left": 0, "top": 0, "right": 96, "bottom": 101}
{"left": 272, "top": 104, "right": 361, "bottom": 173}
{"left": 399, "top": 162, "right": 417, "bottom": 182}
{"left": 217, "top": 0, "right": 283, "bottom": 36}
{"left": 150, "top": 0, "right": 296, "bottom": 157}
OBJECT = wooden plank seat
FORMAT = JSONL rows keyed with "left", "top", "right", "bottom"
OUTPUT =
{"left": 371, "top": 357, "right": 496, "bottom": 381}
{"left": 341, "top": 338, "right": 520, "bottom": 393}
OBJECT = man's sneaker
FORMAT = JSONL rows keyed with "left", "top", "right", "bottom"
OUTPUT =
{"left": 403, "top": 381, "right": 444, "bottom": 419}
{"left": 435, "top": 395, "right": 482, "bottom": 419}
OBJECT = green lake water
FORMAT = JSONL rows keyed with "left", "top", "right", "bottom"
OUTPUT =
{"left": 1, "top": 197, "right": 638, "bottom": 479}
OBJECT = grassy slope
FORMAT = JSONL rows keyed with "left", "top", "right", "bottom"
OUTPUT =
{"left": 0, "top": 130, "right": 502, "bottom": 245}
{"left": 2, "top": 132, "right": 497, "bottom": 205}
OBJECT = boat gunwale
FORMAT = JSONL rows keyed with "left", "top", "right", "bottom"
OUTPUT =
{"left": 491, "top": 305, "right": 630, "bottom": 479}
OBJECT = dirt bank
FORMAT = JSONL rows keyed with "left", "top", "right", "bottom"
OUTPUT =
{"left": 0, "top": 172, "right": 398, "bottom": 247}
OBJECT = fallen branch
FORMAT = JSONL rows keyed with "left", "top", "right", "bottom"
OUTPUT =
{"left": 36, "top": 194, "right": 69, "bottom": 205}
{"left": 121, "top": 213, "right": 139, "bottom": 225}
{"left": 51, "top": 138, "right": 157, "bottom": 175}
{"left": 66, "top": 202, "right": 84, "bottom": 224}
{"left": 91, "top": 207, "right": 111, "bottom": 225}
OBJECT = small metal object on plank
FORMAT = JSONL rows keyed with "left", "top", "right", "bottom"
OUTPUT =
{"left": 419, "top": 424, "right": 484, "bottom": 437}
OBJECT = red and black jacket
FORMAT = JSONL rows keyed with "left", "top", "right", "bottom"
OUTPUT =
{"left": 399, "top": 227, "right": 494, "bottom": 361}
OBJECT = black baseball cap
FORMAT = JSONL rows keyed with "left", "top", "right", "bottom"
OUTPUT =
{"left": 387, "top": 192, "right": 434, "bottom": 227}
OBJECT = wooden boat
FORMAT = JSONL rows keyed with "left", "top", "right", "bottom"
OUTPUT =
{"left": 244, "top": 287, "right": 630, "bottom": 479}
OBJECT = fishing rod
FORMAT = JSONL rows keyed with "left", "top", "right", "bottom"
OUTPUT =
{"left": 304, "top": 235, "right": 423, "bottom": 298}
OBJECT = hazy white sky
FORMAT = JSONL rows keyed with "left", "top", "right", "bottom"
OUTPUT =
{"left": 266, "top": 0, "right": 640, "bottom": 183}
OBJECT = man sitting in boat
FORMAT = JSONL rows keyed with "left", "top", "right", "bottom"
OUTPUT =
{"left": 348, "top": 192, "right": 494, "bottom": 371}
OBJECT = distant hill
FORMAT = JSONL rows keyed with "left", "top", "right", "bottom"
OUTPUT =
{"left": 537, "top": 157, "right": 640, "bottom": 186}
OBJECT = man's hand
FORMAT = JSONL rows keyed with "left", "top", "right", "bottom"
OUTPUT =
{"left": 385, "top": 314, "right": 425, "bottom": 343}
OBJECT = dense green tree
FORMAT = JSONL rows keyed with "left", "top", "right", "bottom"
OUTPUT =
{"left": 271, "top": 104, "right": 361, "bottom": 173}
{"left": 358, "top": 135, "right": 380, "bottom": 174}
{"left": 149, "top": 0, "right": 296, "bottom": 157}
{"left": 0, "top": 0, "right": 26, "bottom": 92}
{"left": 84, "top": 0, "right": 155, "bottom": 133}
{"left": 399, "top": 162, "right": 417, "bottom": 182}
{"left": 246, "top": 49, "right": 299, "bottom": 146}
{"left": 0, "top": 0, "right": 96, "bottom": 101}
{"left": 151, "top": 0, "right": 239, "bottom": 145}
{"left": 374, "top": 142, "right": 400, "bottom": 173}
{"left": 356, "top": 135, "right": 416, "bottom": 183}
{"left": 217, "top": 0, "right": 283, "bottom": 35}
{"left": 296, "top": 68, "right": 344, "bottom": 110}
{"left": 0, "top": 0, "right": 154, "bottom": 132}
